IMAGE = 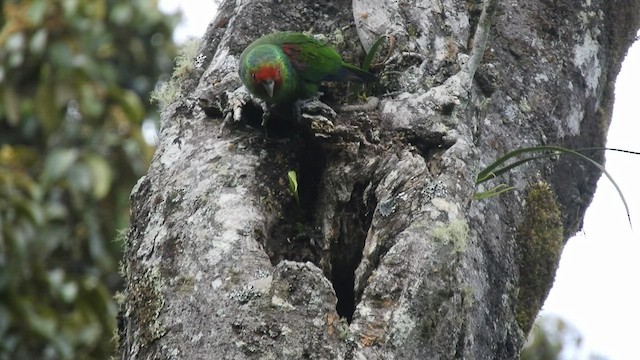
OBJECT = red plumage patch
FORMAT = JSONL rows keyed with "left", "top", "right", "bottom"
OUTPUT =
{"left": 282, "top": 44, "right": 305, "bottom": 70}
{"left": 253, "top": 65, "right": 282, "bottom": 84}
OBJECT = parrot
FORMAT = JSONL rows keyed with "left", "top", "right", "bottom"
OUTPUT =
{"left": 238, "top": 31, "right": 377, "bottom": 104}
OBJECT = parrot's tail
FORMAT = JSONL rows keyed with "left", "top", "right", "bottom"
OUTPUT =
{"left": 326, "top": 63, "right": 377, "bottom": 83}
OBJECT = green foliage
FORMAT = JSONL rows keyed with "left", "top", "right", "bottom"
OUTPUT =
{"left": 287, "top": 170, "right": 299, "bottom": 204}
{"left": 521, "top": 316, "right": 576, "bottom": 360}
{"left": 0, "top": 0, "right": 177, "bottom": 359}
{"left": 474, "top": 146, "right": 631, "bottom": 226}
{"left": 362, "top": 35, "right": 387, "bottom": 72}
{"left": 521, "top": 315, "right": 610, "bottom": 360}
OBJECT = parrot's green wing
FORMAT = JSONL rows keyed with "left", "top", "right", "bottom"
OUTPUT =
{"left": 240, "top": 32, "right": 377, "bottom": 102}
{"left": 264, "top": 32, "right": 376, "bottom": 83}
{"left": 273, "top": 32, "right": 343, "bottom": 83}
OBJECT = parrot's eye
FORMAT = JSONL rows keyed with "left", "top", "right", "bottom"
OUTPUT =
{"left": 251, "top": 73, "right": 256, "bottom": 79}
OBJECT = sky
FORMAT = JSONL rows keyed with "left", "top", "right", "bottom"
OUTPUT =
{"left": 158, "top": 2, "right": 639, "bottom": 358}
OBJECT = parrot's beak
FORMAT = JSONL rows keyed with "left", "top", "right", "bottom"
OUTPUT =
{"left": 263, "top": 79, "right": 274, "bottom": 98}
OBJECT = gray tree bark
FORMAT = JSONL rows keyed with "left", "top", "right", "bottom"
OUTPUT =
{"left": 119, "top": 0, "right": 640, "bottom": 359}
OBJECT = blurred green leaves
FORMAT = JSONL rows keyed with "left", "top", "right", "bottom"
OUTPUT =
{"left": 0, "top": 0, "right": 177, "bottom": 358}
{"left": 521, "top": 315, "right": 610, "bottom": 360}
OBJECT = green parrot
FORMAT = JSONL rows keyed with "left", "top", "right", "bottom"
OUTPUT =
{"left": 238, "top": 31, "right": 376, "bottom": 104}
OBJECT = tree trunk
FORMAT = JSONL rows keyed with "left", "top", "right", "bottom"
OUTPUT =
{"left": 119, "top": 0, "right": 639, "bottom": 358}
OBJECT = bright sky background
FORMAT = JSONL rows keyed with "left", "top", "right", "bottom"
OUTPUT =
{"left": 159, "top": 2, "right": 639, "bottom": 358}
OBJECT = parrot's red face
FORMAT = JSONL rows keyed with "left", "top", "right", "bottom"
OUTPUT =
{"left": 250, "top": 65, "right": 283, "bottom": 98}
{"left": 253, "top": 65, "right": 282, "bottom": 83}
{"left": 239, "top": 42, "right": 301, "bottom": 103}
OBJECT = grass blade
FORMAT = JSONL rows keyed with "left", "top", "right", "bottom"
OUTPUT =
{"left": 362, "top": 36, "right": 387, "bottom": 72}
{"left": 475, "top": 145, "right": 631, "bottom": 227}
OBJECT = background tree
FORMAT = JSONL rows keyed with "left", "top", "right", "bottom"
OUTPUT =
{"left": 521, "top": 315, "right": 609, "bottom": 360}
{"left": 0, "top": 0, "right": 176, "bottom": 358}
{"left": 119, "top": 0, "right": 640, "bottom": 358}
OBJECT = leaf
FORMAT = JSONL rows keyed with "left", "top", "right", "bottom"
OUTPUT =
{"left": 48, "top": 42, "right": 74, "bottom": 69}
{"left": 476, "top": 148, "right": 557, "bottom": 184}
{"left": 25, "top": 304, "right": 56, "bottom": 339}
{"left": 66, "top": 163, "right": 93, "bottom": 196}
{"left": 60, "top": 282, "right": 79, "bottom": 304}
{"left": 110, "top": 4, "right": 134, "bottom": 25}
{"left": 44, "top": 200, "right": 69, "bottom": 220}
{"left": 287, "top": 170, "right": 299, "bottom": 204}
{"left": 80, "top": 83, "right": 105, "bottom": 118}
{"left": 362, "top": 36, "right": 387, "bottom": 72}
{"left": 41, "top": 148, "right": 79, "bottom": 183}
{"left": 575, "top": 147, "right": 640, "bottom": 156}
{"left": 0, "top": 304, "right": 11, "bottom": 335}
{"left": 29, "top": 28, "right": 48, "bottom": 54}
{"left": 2, "top": 87, "right": 21, "bottom": 126}
{"left": 26, "top": 0, "right": 48, "bottom": 24}
{"left": 35, "top": 67, "right": 60, "bottom": 135}
{"left": 473, "top": 184, "right": 516, "bottom": 200}
{"left": 14, "top": 198, "right": 45, "bottom": 225}
{"left": 475, "top": 145, "right": 631, "bottom": 227}
{"left": 82, "top": 154, "right": 113, "bottom": 199}
{"left": 116, "top": 89, "right": 145, "bottom": 123}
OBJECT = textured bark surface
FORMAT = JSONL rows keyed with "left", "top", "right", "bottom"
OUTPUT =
{"left": 119, "top": 0, "right": 640, "bottom": 359}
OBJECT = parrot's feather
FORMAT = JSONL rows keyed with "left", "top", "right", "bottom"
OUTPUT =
{"left": 325, "top": 63, "right": 378, "bottom": 83}
{"left": 239, "top": 31, "right": 376, "bottom": 104}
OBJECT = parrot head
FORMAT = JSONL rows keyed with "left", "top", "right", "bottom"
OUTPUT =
{"left": 239, "top": 44, "right": 295, "bottom": 103}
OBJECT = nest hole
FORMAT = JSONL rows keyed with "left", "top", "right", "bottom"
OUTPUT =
{"left": 331, "top": 183, "right": 376, "bottom": 322}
